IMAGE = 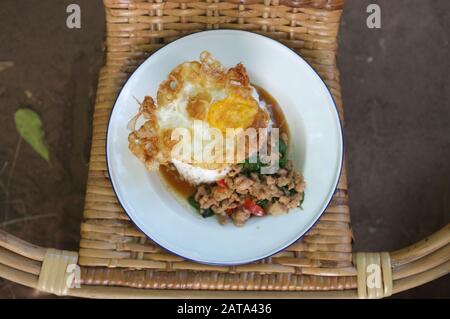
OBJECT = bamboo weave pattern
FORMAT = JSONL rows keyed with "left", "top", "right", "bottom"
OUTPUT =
{"left": 79, "top": 0, "right": 355, "bottom": 291}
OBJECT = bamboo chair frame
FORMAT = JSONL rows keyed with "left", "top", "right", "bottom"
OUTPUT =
{"left": 0, "top": 225, "right": 448, "bottom": 298}
{"left": 0, "top": 0, "right": 449, "bottom": 298}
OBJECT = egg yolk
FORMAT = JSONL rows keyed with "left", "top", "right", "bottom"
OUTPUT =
{"left": 207, "top": 94, "right": 259, "bottom": 132}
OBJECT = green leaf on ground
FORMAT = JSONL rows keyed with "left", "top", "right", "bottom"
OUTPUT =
{"left": 14, "top": 108, "right": 50, "bottom": 163}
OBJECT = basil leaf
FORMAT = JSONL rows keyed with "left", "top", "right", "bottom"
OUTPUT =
{"left": 279, "top": 155, "right": 287, "bottom": 168}
{"left": 299, "top": 191, "right": 305, "bottom": 210}
{"left": 279, "top": 139, "right": 287, "bottom": 156}
{"left": 256, "top": 199, "right": 269, "bottom": 209}
{"left": 281, "top": 186, "right": 292, "bottom": 196}
{"left": 201, "top": 208, "right": 215, "bottom": 218}
{"left": 187, "top": 195, "right": 200, "bottom": 211}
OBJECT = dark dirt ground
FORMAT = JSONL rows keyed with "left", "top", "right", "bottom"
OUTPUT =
{"left": 0, "top": 0, "right": 448, "bottom": 298}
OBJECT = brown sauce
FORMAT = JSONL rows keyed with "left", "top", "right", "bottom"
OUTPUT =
{"left": 159, "top": 86, "right": 290, "bottom": 198}
{"left": 253, "top": 85, "right": 290, "bottom": 139}
{"left": 159, "top": 164, "right": 196, "bottom": 198}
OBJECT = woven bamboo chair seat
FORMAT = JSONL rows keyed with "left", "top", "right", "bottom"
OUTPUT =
{"left": 0, "top": 0, "right": 448, "bottom": 298}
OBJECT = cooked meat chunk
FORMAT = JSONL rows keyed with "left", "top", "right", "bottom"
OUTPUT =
{"left": 267, "top": 202, "right": 288, "bottom": 215}
{"left": 278, "top": 168, "right": 288, "bottom": 176}
{"left": 232, "top": 209, "right": 251, "bottom": 227}
{"left": 266, "top": 175, "right": 275, "bottom": 185}
{"left": 218, "top": 215, "right": 228, "bottom": 225}
{"left": 279, "top": 196, "right": 290, "bottom": 205}
{"left": 287, "top": 192, "right": 303, "bottom": 209}
{"left": 227, "top": 166, "right": 241, "bottom": 177}
{"left": 195, "top": 185, "right": 208, "bottom": 200}
{"left": 213, "top": 187, "right": 233, "bottom": 201}
{"left": 276, "top": 176, "right": 290, "bottom": 187}
{"left": 199, "top": 197, "right": 216, "bottom": 209}
{"left": 235, "top": 175, "right": 254, "bottom": 193}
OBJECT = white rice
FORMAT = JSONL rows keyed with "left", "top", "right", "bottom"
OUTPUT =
{"left": 172, "top": 159, "right": 231, "bottom": 185}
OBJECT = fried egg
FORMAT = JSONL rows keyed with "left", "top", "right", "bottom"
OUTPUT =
{"left": 128, "top": 51, "right": 271, "bottom": 184}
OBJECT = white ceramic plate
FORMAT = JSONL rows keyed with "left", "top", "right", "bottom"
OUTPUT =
{"left": 107, "top": 30, "right": 343, "bottom": 265}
